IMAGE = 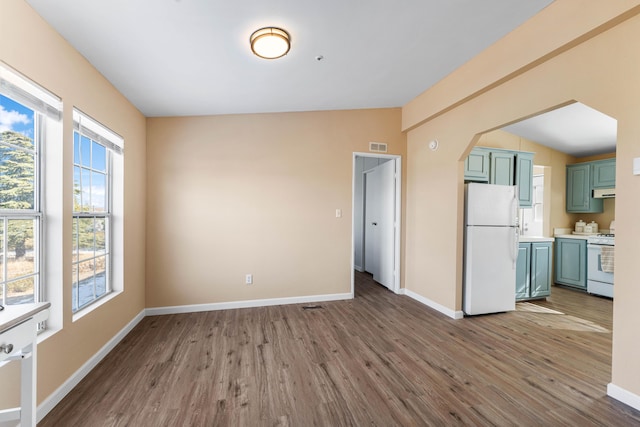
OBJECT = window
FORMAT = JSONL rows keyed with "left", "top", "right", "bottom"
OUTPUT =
{"left": 0, "top": 63, "right": 61, "bottom": 307}
{"left": 0, "top": 94, "right": 40, "bottom": 305}
{"left": 72, "top": 110, "right": 122, "bottom": 313}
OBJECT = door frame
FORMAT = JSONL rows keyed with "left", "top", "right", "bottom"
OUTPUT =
{"left": 351, "top": 152, "right": 402, "bottom": 297}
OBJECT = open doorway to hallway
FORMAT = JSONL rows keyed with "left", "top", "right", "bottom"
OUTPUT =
{"left": 352, "top": 153, "right": 401, "bottom": 296}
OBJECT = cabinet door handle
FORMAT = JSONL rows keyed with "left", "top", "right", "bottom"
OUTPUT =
{"left": 1, "top": 344, "right": 14, "bottom": 354}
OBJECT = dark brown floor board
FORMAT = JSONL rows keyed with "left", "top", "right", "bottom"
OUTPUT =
{"left": 40, "top": 274, "right": 640, "bottom": 426}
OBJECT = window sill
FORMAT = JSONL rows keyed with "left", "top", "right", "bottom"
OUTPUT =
{"left": 72, "top": 290, "right": 122, "bottom": 323}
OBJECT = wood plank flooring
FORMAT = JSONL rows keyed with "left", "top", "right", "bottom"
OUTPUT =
{"left": 40, "top": 273, "right": 640, "bottom": 426}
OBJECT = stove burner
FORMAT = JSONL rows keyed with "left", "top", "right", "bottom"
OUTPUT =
{"left": 588, "top": 234, "right": 615, "bottom": 246}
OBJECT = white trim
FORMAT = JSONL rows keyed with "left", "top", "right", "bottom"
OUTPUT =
{"left": 72, "top": 290, "right": 122, "bottom": 322}
{"left": 37, "top": 309, "right": 146, "bottom": 423}
{"left": 0, "top": 61, "right": 62, "bottom": 120}
{"left": 73, "top": 108, "right": 123, "bottom": 151}
{"left": 607, "top": 383, "right": 640, "bottom": 411}
{"left": 145, "top": 293, "right": 353, "bottom": 316}
{"left": 403, "top": 288, "right": 465, "bottom": 320}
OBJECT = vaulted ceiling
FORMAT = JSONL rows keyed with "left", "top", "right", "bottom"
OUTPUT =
{"left": 26, "top": 0, "right": 553, "bottom": 117}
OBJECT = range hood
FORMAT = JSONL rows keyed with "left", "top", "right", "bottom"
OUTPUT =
{"left": 593, "top": 188, "right": 615, "bottom": 198}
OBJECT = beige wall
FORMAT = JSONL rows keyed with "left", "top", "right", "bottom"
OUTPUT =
{"left": 146, "top": 109, "right": 405, "bottom": 308}
{"left": 403, "top": 1, "right": 640, "bottom": 402}
{"left": 1, "top": 0, "right": 146, "bottom": 407}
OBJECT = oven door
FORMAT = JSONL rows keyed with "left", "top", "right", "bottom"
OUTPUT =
{"left": 587, "top": 244, "right": 614, "bottom": 283}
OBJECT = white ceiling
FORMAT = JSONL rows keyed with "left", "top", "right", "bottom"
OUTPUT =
{"left": 28, "top": 1, "right": 614, "bottom": 158}
{"left": 502, "top": 103, "right": 617, "bottom": 158}
{"left": 26, "top": 0, "right": 553, "bottom": 117}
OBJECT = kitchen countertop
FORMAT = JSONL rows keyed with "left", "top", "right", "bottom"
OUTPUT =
{"left": 520, "top": 236, "right": 555, "bottom": 243}
{"left": 553, "top": 234, "right": 590, "bottom": 240}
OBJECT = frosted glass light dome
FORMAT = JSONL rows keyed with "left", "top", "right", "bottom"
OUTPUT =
{"left": 250, "top": 27, "right": 290, "bottom": 59}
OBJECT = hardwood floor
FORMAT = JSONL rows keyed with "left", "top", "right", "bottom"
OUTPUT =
{"left": 40, "top": 273, "right": 640, "bottom": 426}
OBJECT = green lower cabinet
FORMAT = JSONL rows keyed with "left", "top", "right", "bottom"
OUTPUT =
{"left": 516, "top": 241, "right": 552, "bottom": 301}
{"left": 554, "top": 237, "right": 587, "bottom": 290}
{"left": 530, "top": 242, "right": 552, "bottom": 298}
{"left": 516, "top": 244, "right": 531, "bottom": 300}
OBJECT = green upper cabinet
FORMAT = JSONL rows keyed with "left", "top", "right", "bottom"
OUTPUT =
{"left": 515, "top": 152, "right": 534, "bottom": 208}
{"left": 465, "top": 147, "right": 534, "bottom": 208}
{"left": 464, "top": 148, "right": 490, "bottom": 182}
{"left": 592, "top": 158, "right": 616, "bottom": 188}
{"left": 490, "top": 151, "right": 515, "bottom": 186}
{"left": 566, "top": 163, "right": 603, "bottom": 213}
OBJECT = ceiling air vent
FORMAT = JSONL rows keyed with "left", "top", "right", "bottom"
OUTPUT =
{"left": 369, "top": 142, "right": 388, "bottom": 153}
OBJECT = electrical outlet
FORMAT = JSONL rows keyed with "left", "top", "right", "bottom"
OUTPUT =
{"left": 245, "top": 274, "right": 253, "bottom": 285}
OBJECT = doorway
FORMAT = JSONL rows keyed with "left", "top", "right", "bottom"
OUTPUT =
{"left": 352, "top": 153, "right": 401, "bottom": 297}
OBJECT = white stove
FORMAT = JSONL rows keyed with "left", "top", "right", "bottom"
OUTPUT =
{"left": 587, "top": 234, "right": 615, "bottom": 246}
{"left": 587, "top": 234, "right": 614, "bottom": 298}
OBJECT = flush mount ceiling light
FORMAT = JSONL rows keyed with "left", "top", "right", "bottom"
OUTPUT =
{"left": 250, "top": 27, "right": 290, "bottom": 59}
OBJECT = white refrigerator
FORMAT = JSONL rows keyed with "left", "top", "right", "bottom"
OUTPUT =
{"left": 463, "top": 183, "right": 519, "bottom": 315}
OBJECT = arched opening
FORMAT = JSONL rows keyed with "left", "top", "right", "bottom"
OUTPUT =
{"left": 463, "top": 99, "right": 617, "bottom": 362}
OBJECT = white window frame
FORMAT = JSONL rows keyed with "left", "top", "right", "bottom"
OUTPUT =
{"left": 0, "top": 62, "right": 62, "bottom": 312}
{"left": 0, "top": 61, "right": 63, "bottom": 334}
{"left": 0, "top": 106, "right": 43, "bottom": 306}
{"left": 72, "top": 109, "right": 123, "bottom": 318}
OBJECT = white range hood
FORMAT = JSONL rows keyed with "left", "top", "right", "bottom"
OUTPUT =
{"left": 593, "top": 188, "right": 615, "bottom": 198}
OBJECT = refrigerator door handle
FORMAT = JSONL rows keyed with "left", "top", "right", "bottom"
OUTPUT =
{"left": 511, "top": 189, "right": 519, "bottom": 227}
{"left": 512, "top": 228, "right": 519, "bottom": 269}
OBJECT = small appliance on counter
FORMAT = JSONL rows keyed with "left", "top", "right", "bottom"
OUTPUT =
{"left": 584, "top": 221, "right": 598, "bottom": 234}
{"left": 573, "top": 220, "right": 598, "bottom": 235}
{"left": 609, "top": 220, "right": 616, "bottom": 235}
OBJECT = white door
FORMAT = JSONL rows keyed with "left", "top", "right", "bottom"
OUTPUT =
{"left": 364, "top": 160, "right": 396, "bottom": 289}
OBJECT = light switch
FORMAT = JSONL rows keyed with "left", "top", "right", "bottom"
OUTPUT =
{"left": 336, "top": 209, "right": 342, "bottom": 218}
{"left": 634, "top": 157, "right": 640, "bottom": 176}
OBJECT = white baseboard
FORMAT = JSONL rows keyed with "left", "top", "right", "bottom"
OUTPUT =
{"left": 37, "top": 309, "right": 146, "bottom": 423}
{"left": 403, "top": 288, "right": 464, "bottom": 319}
{"left": 608, "top": 382, "right": 640, "bottom": 411}
{"left": 146, "top": 292, "right": 353, "bottom": 316}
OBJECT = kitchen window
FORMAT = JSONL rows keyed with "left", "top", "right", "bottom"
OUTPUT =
{"left": 72, "top": 109, "right": 123, "bottom": 314}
